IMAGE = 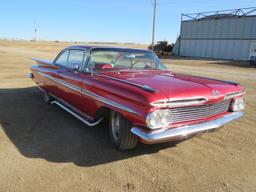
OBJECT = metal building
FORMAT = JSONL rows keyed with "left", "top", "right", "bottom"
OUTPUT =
{"left": 173, "top": 7, "right": 256, "bottom": 61}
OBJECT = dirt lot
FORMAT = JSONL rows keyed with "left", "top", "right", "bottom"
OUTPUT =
{"left": 0, "top": 40, "right": 255, "bottom": 192}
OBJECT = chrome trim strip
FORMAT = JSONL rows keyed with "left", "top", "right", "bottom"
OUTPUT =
{"left": 131, "top": 111, "right": 244, "bottom": 144}
{"left": 37, "top": 72, "right": 81, "bottom": 93}
{"left": 151, "top": 90, "right": 245, "bottom": 108}
{"left": 81, "top": 88, "right": 139, "bottom": 115}
{"left": 150, "top": 97, "right": 208, "bottom": 108}
{"left": 36, "top": 85, "right": 97, "bottom": 123}
{"left": 37, "top": 71, "right": 139, "bottom": 115}
{"left": 96, "top": 74, "right": 156, "bottom": 93}
{"left": 49, "top": 93, "right": 94, "bottom": 121}
{"left": 51, "top": 101, "right": 103, "bottom": 126}
{"left": 225, "top": 91, "right": 245, "bottom": 100}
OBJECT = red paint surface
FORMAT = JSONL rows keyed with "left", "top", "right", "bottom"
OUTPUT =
{"left": 31, "top": 46, "right": 245, "bottom": 134}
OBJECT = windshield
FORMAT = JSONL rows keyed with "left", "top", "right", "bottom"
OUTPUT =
{"left": 87, "top": 48, "right": 166, "bottom": 72}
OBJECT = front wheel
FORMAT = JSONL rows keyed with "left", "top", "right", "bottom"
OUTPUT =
{"left": 109, "top": 111, "right": 138, "bottom": 150}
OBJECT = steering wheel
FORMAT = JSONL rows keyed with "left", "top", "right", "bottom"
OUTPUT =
{"left": 112, "top": 54, "right": 122, "bottom": 65}
{"left": 112, "top": 55, "right": 153, "bottom": 69}
{"left": 131, "top": 60, "right": 151, "bottom": 69}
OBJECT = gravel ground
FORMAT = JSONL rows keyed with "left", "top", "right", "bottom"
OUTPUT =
{"left": 0, "top": 41, "right": 255, "bottom": 192}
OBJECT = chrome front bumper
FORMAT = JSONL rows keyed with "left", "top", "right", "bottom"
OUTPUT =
{"left": 131, "top": 112, "right": 244, "bottom": 144}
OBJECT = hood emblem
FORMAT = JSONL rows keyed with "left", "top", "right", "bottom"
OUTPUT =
{"left": 212, "top": 90, "right": 221, "bottom": 97}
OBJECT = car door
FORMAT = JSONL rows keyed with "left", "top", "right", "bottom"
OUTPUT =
{"left": 78, "top": 51, "right": 107, "bottom": 118}
{"left": 47, "top": 49, "right": 69, "bottom": 99}
{"left": 55, "top": 49, "right": 86, "bottom": 111}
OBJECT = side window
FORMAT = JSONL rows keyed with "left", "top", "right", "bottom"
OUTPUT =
{"left": 67, "top": 50, "right": 85, "bottom": 69}
{"left": 55, "top": 50, "right": 69, "bottom": 66}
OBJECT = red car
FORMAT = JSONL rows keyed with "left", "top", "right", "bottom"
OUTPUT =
{"left": 29, "top": 46, "right": 245, "bottom": 150}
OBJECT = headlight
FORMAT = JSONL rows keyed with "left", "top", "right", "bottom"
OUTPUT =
{"left": 231, "top": 97, "right": 245, "bottom": 111}
{"left": 146, "top": 110, "right": 172, "bottom": 129}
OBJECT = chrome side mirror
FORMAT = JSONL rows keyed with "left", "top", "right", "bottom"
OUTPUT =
{"left": 71, "top": 64, "right": 79, "bottom": 70}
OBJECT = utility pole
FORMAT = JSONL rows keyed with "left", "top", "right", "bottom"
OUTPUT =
{"left": 151, "top": 0, "right": 157, "bottom": 51}
{"left": 34, "top": 21, "right": 37, "bottom": 42}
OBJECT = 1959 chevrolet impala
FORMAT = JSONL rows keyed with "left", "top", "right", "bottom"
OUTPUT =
{"left": 29, "top": 46, "right": 245, "bottom": 150}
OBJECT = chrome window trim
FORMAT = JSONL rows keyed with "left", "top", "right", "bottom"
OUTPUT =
{"left": 66, "top": 49, "right": 86, "bottom": 71}
{"left": 53, "top": 49, "right": 70, "bottom": 67}
{"left": 84, "top": 47, "right": 165, "bottom": 77}
{"left": 54, "top": 48, "right": 89, "bottom": 72}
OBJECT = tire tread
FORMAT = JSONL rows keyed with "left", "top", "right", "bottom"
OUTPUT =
{"left": 110, "top": 111, "right": 137, "bottom": 150}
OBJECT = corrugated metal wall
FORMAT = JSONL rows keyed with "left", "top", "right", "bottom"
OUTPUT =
{"left": 173, "top": 16, "right": 256, "bottom": 60}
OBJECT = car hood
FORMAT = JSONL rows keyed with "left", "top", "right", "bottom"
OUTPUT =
{"left": 97, "top": 70, "right": 243, "bottom": 103}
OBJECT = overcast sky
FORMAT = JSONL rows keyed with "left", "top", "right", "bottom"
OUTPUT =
{"left": 0, "top": 0, "right": 255, "bottom": 44}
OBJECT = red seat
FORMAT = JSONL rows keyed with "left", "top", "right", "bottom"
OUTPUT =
{"left": 94, "top": 63, "right": 113, "bottom": 70}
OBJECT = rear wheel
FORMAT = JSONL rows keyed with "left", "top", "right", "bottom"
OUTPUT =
{"left": 109, "top": 111, "right": 138, "bottom": 150}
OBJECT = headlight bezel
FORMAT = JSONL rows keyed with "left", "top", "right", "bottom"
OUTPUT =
{"left": 230, "top": 97, "right": 245, "bottom": 112}
{"left": 146, "top": 109, "right": 173, "bottom": 129}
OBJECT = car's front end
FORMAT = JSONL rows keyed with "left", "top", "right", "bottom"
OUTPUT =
{"left": 131, "top": 88, "right": 245, "bottom": 144}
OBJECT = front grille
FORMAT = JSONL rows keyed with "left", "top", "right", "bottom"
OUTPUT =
{"left": 170, "top": 99, "right": 231, "bottom": 123}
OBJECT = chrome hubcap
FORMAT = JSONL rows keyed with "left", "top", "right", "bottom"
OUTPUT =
{"left": 111, "top": 112, "right": 121, "bottom": 141}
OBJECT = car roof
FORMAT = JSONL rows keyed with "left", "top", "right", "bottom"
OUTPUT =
{"left": 66, "top": 45, "right": 152, "bottom": 52}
